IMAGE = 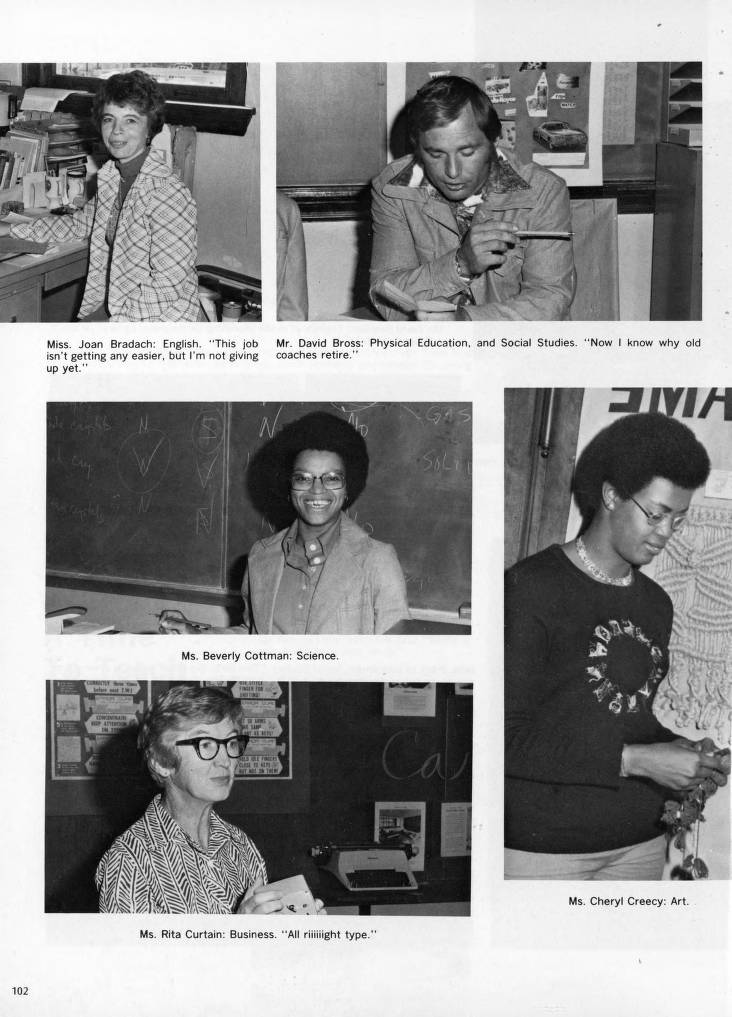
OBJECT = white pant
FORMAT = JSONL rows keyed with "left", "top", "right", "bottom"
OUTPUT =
{"left": 504, "top": 835, "right": 667, "bottom": 880}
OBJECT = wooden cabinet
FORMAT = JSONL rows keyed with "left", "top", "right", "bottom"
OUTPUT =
{"left": 650, "top": 143, "right": 702, "bottom": 320}
{"left": 0, "top": 241, "right": 87, "bottom": 322}
{"left": 0, "top": 277, "right": 41, "bottom": 322}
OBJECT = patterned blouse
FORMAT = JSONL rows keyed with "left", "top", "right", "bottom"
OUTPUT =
{"left": 95, "top": 795, "right": 267, "bottom": 913}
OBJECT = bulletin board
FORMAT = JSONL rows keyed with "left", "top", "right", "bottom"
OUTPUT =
{"left": 404, "top": 62, "right": 603, "bottom": 186}
{"left": 46, "top": 681, "right": 309, "bottom": 817}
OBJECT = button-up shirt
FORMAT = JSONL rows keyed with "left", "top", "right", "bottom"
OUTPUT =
{"left": 272, "top": 517, "right": 342, "bottom": 634}
{"left": 95, "top": 794, "right": 267, "bottom": 913}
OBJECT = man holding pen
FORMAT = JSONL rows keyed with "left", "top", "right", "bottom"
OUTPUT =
{"left": 369, "top": 75, "right": 575, "bottom": 321}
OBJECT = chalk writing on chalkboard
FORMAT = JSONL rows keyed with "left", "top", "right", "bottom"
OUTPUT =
{"left": 382, "top": 730, "right": 471, "bottom": 782}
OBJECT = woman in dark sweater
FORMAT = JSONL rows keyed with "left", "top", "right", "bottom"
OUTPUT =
{"left": 505, "top": 412, "right": 730, "bottom": 879}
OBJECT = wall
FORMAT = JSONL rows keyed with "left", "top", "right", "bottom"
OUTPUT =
{"left": 192, "top": 63, "right": 260, "bottom": 281}
{"left": 0, "top": 64, "right": 22, "bottom": 85}
{"left": 618, "top": 214, "right": 653, "bottom": 320}
{"left": 304, "top": 220, "right": 367, "bottom": 320}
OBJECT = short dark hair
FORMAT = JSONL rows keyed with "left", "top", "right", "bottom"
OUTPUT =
{"left": 277, "top": 411, "right": 370, "bottom": 506}
{"left": 574, "top": 412, "right": 711, "bottom": 515}
{"left": 92, "top": 70, "right": 166, "bottom": 138}
{"left": 138, "top": 686, "right": 242, "bottom": 786}
{"left": 407, "top": 75, "right": 502, "bottom": 148}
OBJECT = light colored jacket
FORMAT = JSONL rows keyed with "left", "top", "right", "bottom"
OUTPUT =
{"left": 369, "top": 152, "right": 574, "bottom": 321}
{"left": 242, "top": 515, "right": 409, "bottom": 634}
{"left": 276, "top": 191, "right": 308, "bottom": 320}
{"left": 11, "top": 149, "right": 200, "bottom": 321}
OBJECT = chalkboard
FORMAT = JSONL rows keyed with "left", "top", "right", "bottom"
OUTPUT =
{"left": 47, "top": 402, "right": 472, "bottom": 613}
{"left": 47, "top": 403, "right": 230, "bottom": 591}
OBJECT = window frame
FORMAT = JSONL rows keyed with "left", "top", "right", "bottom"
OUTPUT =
{"left": 22, "top": 63, "right": 254, "bottom": 136}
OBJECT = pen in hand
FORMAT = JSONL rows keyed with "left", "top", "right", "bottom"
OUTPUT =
{"left": 514, "top": 230, "right": 573, "bottom": 239}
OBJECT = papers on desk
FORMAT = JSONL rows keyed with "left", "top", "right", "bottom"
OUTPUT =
{"left": 3, "top": 208, "right": 51, "bottom": 222}
{"left": 60, "top": 620, "right": 116, "bottom": 635}
{"left": 0, "top": 236, "right": 49, "bottom": 261}
{"left": 45, "top": 608, "right": 115, "bottom": 635}
{"left": 20, "top": 88, "right": 77, "bottom": 114}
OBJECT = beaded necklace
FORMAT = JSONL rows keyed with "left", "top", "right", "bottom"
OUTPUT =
{"left": 575, "top": 536, "right": 633, "bottom": 587}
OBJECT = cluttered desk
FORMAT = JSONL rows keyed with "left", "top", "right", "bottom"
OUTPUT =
{"left": 0, "top": 90, "right": 96, "bottom": 320}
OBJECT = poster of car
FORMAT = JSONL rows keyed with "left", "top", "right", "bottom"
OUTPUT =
{"left": 485, "top": 62, "right": 595, "bottom": 177}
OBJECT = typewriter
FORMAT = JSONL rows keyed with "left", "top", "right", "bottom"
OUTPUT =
{"left": 310, "top": 843, "right": 418, "bottom": 892}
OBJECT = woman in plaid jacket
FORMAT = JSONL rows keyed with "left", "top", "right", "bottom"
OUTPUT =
{"left": 5, "top": 71, "right": 200, "bottom": 321}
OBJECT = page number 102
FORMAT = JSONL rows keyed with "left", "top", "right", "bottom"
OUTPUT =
{"left": 11, "top": 987, "right": 29, "bottom": 996}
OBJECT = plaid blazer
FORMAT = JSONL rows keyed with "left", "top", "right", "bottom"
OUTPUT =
{"left": 12, "top": 149, "right": 200, "bottom": 321}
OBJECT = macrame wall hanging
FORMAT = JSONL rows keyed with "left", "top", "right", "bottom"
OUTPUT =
{"left": 654, "top": 504, "right": 732, "bottom": 744}
{"left": 653, "top": 504, "right": 732, "bottom": 878}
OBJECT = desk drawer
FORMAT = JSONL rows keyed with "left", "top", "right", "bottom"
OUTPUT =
{"left": 0, "top": 280, "right": 41, "bottom": 323}
{"left": 44, "top": 257, "right": 88, "bottom": 292}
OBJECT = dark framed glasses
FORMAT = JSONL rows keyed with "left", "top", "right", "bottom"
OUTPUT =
{"left": 290, "top": 470, "right": 346, "bottom": 491}
{"left": 174, "top": 735, "right": 249, "bottom": 760}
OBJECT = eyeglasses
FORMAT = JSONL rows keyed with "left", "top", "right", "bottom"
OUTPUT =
{"left": 174, "top": 735, "right": 249, "bottom": 761}
{"left": 629, "top": 497, "right": 687, "bottom": 533}
{"left": 290, "top": 470, "right": 346, "bottom": 491}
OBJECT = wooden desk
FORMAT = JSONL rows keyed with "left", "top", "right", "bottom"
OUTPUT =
{"left": 0, "top": 240, "right": 88, "bottom": 322}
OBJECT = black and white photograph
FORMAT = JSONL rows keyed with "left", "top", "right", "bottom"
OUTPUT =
{"left": 0, "top": 63, "right": 260, "bottom": 323}
{"left": 277, "top": 62, "right": 700, "bottom": 322}
{"left": 46, "top": 681, "right": 472, "bottom": 916}
{"left": 505, "top": 389, "right": 731, "bottom": 880}
{"left": 45, "top": 401, "right": 472, "bottom": 635}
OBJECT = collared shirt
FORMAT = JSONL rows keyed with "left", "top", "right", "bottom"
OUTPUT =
{"left": 95, "top": 794, "right": 266, "bottom": 913}
{"left": 272, "top": 516, "right": 342, "bottom": 635}
{"left": 389, "top": 151, "right": 531, "bottom": 238}
{"left": 106, "top": 147, "right": 151, "bottom": 247}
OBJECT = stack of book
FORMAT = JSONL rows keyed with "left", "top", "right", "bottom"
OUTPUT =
{"left": 0, "top": 113, "right": 97, "bottom": 193}
{"left": 0, "top": 133, "right": 43, "bottom": 190}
